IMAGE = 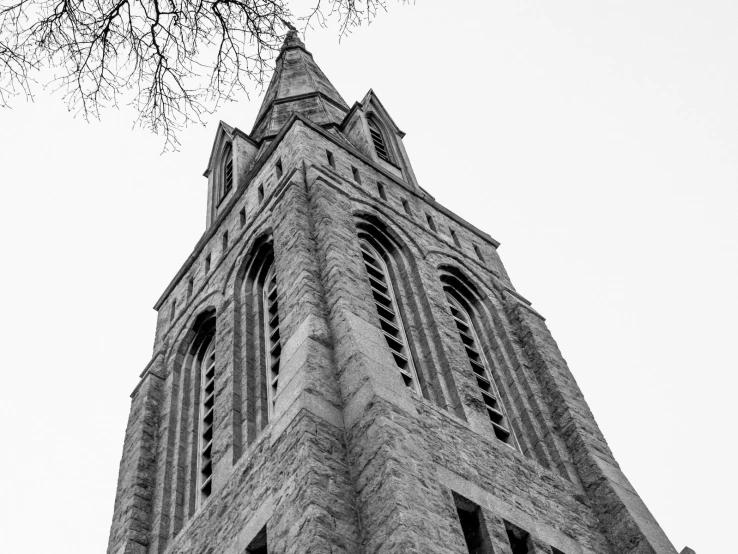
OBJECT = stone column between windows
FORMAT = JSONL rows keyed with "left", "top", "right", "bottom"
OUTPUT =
{"left": 306, "top": 164, "right": 466, "bottom": 554}
{"left": 258, "top": 159, "right": 362, "bottom": 553}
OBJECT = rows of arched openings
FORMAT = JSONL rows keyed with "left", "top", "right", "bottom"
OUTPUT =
{"left": 355, "top": 216, "right": 518, "bottom": 448}
{"left": 173, "top": 214, "right": 574, "bottom": 526}
{"left": 170, "top": 238, "right": 282, "bottom": 531}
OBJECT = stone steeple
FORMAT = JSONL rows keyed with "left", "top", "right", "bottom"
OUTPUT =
{"left": 108, "top": 31, "right": 689, "bottom": 554}
{"left": 250, "top": 30, "right": 349, "bottom": 140}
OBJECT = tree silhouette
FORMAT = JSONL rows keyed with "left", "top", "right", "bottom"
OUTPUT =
{"left": 0, "top": 0, "right": 398, "bottom": 150}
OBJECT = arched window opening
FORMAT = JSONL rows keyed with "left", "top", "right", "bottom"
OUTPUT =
{"left": 263, "top": 264, "right": 281, "bottom": 420}
{"left": 239, "top": 239, "right": 281, "bottom": 438}
{"left": 368, "top": 117, "right": 392, "bottom": 163}
{"left": 221, "top": 143, "right": 234, "bottom": 199}
{"left": 196, "top": 337, "right": 216, "bottom": 504}
{"left": 444, "top": 288, "right": 514, "bottom": 445}
{"left": 359, "top": 236, "right": 419, "bottom": 392}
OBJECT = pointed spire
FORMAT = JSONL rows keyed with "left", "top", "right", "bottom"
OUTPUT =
{"left": 250, "top": 30, "right": 349, "bottom": 141}
{"left": 280, "top": 28, "right": 305, "bottom": 52}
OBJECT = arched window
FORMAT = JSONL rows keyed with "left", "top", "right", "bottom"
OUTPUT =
{"left": 237, "top": 239, "right": 281, "bottom": 445}
{"left": 221, "top": 143, "right": 234, "bottom": 200}
{"left": 195, "top": 336, "right": 216, "bottom": 504}
{"left": 359, "top": 236, "right": 419, "bottom": 392}
{"left": 367, "top": 117, "right": 392, "bottom": 163}
{"left": 262, "top": 263, "right": 281, "bottom": 420}
{"left": 444, "top": 288, "right": 514, "bottom": 445}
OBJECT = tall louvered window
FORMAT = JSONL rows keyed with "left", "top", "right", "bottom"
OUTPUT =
{"left": 197, "top": 337, "right": 216, "bottom": 504}
{"left": 222, "top": 143, "right": 234, "bottom": 199}
{"left": 446, "top": 291, "right": 513, "bottom": 444}
{"left": 263, "top": 264, "right": 281, "bottom": 419}
{"left": 368, "top": 118, "right": 391, "bottom": 163}
{"left": 359, "top": 238, "right": 419, "bottom": 392}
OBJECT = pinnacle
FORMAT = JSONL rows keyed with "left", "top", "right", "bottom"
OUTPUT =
{"left": 280, "top": 27, "right": 305, "bottom": 52}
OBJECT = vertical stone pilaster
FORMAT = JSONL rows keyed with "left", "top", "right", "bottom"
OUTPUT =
{"left": 106, "top": 364, "right": 163, "bottom": 554}
{"left": 505, "top": 295, "right": 676, "bottom": 554}
{"left": 213, "top": 296, "right": 236, "bottom": 488}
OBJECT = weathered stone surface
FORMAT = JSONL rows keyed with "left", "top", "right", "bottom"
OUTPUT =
{"left": 107, "top": 33, "right": 680, "bottom": 554}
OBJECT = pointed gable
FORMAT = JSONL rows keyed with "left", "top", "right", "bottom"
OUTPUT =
{"left": 250, "top": 30, "right": 349, "bottom": 141}
{"left": 203, "top": 121, "right": 259, "bottom": 226}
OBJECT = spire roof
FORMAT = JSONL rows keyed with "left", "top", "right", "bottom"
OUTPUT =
{"left": 250, "top": 30, "right": 349, "bottom": 140}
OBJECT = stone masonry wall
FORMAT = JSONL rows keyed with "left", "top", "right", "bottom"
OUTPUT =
{"left": 108, "top": 117, "right": 676, "bottom": 554}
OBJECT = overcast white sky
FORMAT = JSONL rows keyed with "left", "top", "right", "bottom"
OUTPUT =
{"left": 0, "top": 1, "right": 735, "bottom": 552}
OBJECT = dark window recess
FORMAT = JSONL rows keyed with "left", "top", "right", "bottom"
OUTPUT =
{"left": 451, "top": 229, "right": 461, "bottom": 247}
{"left": 246, "top": 526, "right": 267, "bottom": 554}
{"left": 198, "top": 339, "right": 216, "bottom": 504}
{"left": 258, "top": 184, "right": 264, "bottom": 203}
{"left": 359, "top": 238, "right": 419, "bottom": 392}
{"left": 474, "top": 244, "right": 484, "bottom": 262}
{"left": 222, "top": 231, "right": 228, "bottom": 251}
{"left": 239, "top": 207, "right": 246, "bottom": 227}
{"left": 352, "top": 166, "right": 361, "bottom": 183}
{"left": 504, "top": 521, "right": 531, "bottom": 554}
{"left": 205, "top": 254, "right": 211, "bottom": 274}
{"left": 551, "top": 548, "right": 565, "bottom": 554}
{"left": 222, "top": 144, "right": 233, "bottom": 198}
{"left": 326, "top": 149, "right": 335, "bottom": 168}
{"left": 453, "top": 493, "right": 491, "bottom": 554}
{"left": 426, "top": 214, "right": 437, "bottom": 232}
{"left": 187, "top": 277, "right": 194, "bottom": 298}
{"left": 446, "top": 291, "right": 513, "bottom": 444}
{"left": 264, "top": 266, "right": 281, "bottom": 420}
{"left": 368, "top": 118, "right": 392, "bottom": 163}
{"left": 170, "top": 299, "right": 176, "bottom": 320}
{"left": 275, "top": 158, "right": 283, "bottom": 179}
{"left": 402, "top": 199, "right": 411, "bottom": 215}
{"left": 377, "top": 182, "right": 387, "bottom": 201}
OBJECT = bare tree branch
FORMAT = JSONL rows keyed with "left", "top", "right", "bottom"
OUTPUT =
{"left": 0, "top": 0, "right": 405, "bottom": 150}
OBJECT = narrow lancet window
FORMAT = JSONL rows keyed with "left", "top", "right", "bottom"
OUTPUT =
{"left": 446, "top": 291, "right": 513, "bottom": 444}
{"left": 197, "top": 338, "right": 216, "bottom": 504}
{"left": 222, "top": 143, "right": 233, "bottom": 199}
{"left": 239, "top": 240, "right": 279, "bottom": 440}
{"left": 368, "top": 118, "right": 391, "bottom": 163}
{"left": 359, "top": 238, "right": 419, "bottom": 392}
{"left": 263, "top": 264, "right": 281, "bottom": 419}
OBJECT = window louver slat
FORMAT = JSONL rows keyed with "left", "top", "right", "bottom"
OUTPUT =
{"left": 264, "top": 267, "right": 281, "bottom": 419}
{"left": 198, "top": 341, "right": 216, "bottom": 502}
{"left": 446, "top": 292, "right": 514, "bottom": 445}
{"left": 369, "top": 125, "right": 391, "bottom": 163}
{"left": 360, "top": 238, "right": 419, "bottom": 393}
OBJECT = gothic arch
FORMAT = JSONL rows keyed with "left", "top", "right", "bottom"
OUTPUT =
{"left": 221, "top": 225, "right": 274, "bottom": 293}
{"left": 366, "top": 113, "right": 395, "bottom": 164}
{"left": 164, "top": 297, "right": 221, "bottom": 365}
{"left": 233, "top": 234, "right": 280, "bottom": 450}
{"left": 352, "top": 207, "right": 424, "bottom": 257}
{"left": 436, "top": 263, "right": 574, "bottom": 474}
{"left": 216, "top": 141, "right": 234, "bottom": 202}
{"left": 353, "top": 213, "right": 462, "bottom": 411}
{"left": 431, "top": 252, "right": 505, "bottom": 301}
{"left": 157, "top": 305, "right": 218, "bottom": 537}
{"left": 437, "top": 265, "right": 518, "bottom": 446}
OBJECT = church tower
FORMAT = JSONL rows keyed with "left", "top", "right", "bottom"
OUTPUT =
{"left": 107, "top": 31, "right": 684, "bottom": 554}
